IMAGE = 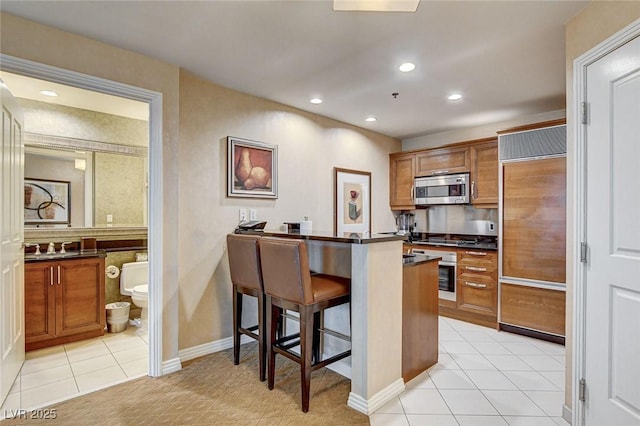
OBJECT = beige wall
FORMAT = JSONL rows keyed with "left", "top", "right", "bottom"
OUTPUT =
{"left": 564, "top": 2, "right": 640, "bottom": 412}
{"left": 94, "top": 152, "right": 146, "bottom": 226}
{"left": 177, "top": 71, "right": 400, "bottom": 349}
{"left": 1, "top": 12, "right": 181, "bottom": 361}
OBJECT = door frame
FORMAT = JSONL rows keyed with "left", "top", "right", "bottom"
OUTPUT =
{"left": 0, "top": 54, "right": 164, "bottom": 377}
{"left": 572, "top": 18, "right": 640, "bottom": 426}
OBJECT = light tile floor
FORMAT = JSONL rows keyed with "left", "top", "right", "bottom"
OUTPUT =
{"left": 1, "top": 326, "right": 148, "bottom": 418}
{"left": 371, "top": 317, "right": 570, "bottom": 426}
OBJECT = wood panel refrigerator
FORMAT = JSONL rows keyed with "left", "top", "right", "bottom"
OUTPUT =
{"left": 498, "top": 123, "right": 567, "bottom": 343}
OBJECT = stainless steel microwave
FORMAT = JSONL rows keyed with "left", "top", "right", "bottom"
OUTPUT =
{"left": 414, "top": 173, "right": 469, "bottom": 205}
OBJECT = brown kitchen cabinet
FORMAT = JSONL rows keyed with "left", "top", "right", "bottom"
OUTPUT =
{"left": 415, "top": 145, "right": 469, "bottom": 177}
{"left": 25, "top": 256, "right": 106, "bottom": 351}
{"left": 457, "top": 249, "right": 498, "bottom": 319}
{"left": 470, "top": 140, "right": 498, "bottom": 206}
{"left": 500, "top": 283, "right": 566, "bottom": 338}
{"left": 402, "top": 258, "right": 439, "bottom": 383}
{"left": 390, "top": 152, "right": 416, "bottom": 210}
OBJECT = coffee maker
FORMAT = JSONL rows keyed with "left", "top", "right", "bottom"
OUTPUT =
{"left": 395, "top": 212, "right": 414, "bottom": 235}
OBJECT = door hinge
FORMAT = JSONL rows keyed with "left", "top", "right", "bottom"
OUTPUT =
{"left": 579, "top": 378, "right": 586, "bottom": 402}
{"left": 581, "top": 102, "right": 589, "bottom": 125}
{"left": 580, "top": 242, "right": 588, "bottom": 263}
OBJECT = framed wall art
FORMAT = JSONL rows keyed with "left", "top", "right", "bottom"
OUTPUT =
{"left": 24, "top": 178, "right": 71, "bottom": 225}
{"left": 334, "top": 168, "right": 371, "bottom": 235}
{"left": 227, "top": 136, "right": 278, "bottom": 199}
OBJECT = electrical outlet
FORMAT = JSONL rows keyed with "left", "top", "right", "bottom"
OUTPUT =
{"left": 106, "top": 214, "right": 113, "bottom": 223}
{"left": 239, "top": 209, "right": 247, "bottom": 221}
{"left": 249, "top": 209, "right": 257, "bottom": 221}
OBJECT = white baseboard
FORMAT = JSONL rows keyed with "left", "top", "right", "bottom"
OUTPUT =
{"left": 178, "top": 335, "right": 253, "bottom": 362}
{"left": 347, "top": 378, "right": 405, "bottom": 415}
{"left": 162, "top": 357, "right": 182, "bottom": 375}
{"left": 562, "top": 404, "right": 572, "bottom": 424}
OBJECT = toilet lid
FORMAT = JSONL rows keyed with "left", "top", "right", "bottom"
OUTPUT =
{"left": 132, "top": 284, "right": 148, "bottom": 295}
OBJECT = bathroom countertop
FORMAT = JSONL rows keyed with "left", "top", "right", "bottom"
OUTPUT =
{"left": 24, "top": 250, "right": 107, "bottom": 263}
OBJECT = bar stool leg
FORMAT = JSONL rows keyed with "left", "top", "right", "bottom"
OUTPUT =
{"left": 300, "top": 306, "right": 314, "bottom": 413}
{"left": 267, "top": 296, "right": 278, "bottom": 390}
{"left": 312, "top": 311, "right": 321, "bottom": 363}
{"left": 233, "top": 285, "right": 242, "bottom": 365}
{"left": 257, "top": 293, "right": 266, "bottom": 382}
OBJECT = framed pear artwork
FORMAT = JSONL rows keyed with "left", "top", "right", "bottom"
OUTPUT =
{"left": 227, "top": 136, "right": 278, "bottom": 199}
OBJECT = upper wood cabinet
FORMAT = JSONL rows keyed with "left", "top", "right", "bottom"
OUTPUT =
{"left": 415, "top": 146, "right": 470, "bottom": 177}
{"left": 389, "top": 152, "right": 416, "bottom": 210}
{"left": 470, "top": 140, "right": 498, "bottom": 206}
{"left": 389, "top": 137, "right": 498, "bottom": 210}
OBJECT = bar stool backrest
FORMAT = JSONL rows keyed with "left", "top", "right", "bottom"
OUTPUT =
{"left": 227, "top": 234, "right": 263, "bottom": 292}
{"left": 258, "top": 237, "right": 313, "bottom": 305}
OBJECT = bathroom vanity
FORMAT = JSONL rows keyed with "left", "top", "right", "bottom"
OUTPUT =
{"left": 24, "top": 251, "right": 106, "bottom": 351}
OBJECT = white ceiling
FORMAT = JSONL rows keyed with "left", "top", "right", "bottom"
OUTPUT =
{"left": 1, "top": 1, "right": 588, "bottom": 139}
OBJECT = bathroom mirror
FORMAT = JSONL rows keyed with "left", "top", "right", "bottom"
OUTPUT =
{"left": 25, "top": 134, "right": 148, "bottom": 228}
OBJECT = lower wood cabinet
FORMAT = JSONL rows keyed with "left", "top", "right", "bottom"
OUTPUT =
{"left": 500, "top": 283, "right": 566, "bottom": 338}
{"left": 457, "top": 249, "right": 498, "bottom": 318}
{"left": 402, "top": 259, "right": 439, "bottom": 382}
{"left": 25, "top": 256, "right": 106, "bottom": 351}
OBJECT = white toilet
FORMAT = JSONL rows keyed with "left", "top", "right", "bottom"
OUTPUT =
{"left": 120, "top": 261, "right": 149, "bottom": 331}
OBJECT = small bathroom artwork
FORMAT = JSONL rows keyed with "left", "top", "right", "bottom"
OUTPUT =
{"left": 24, "top": 178, "right": 70, "bottom": 225}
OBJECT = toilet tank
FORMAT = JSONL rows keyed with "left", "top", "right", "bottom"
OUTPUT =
{"left": 120, "top": 261, "right": 148, "bottom": 295}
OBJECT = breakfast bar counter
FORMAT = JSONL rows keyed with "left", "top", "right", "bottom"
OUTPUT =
{"left": 237, "top": 229, "right": 408, "bottom": 414}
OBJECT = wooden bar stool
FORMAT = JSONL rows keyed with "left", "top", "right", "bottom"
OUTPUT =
{"left": 258, "top": 237, "right": 351, "bottom": 412}
{"left": 226, "top": 234, "right": 266, "bottom": 381}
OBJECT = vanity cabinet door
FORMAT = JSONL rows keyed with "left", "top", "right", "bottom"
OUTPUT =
{"left": 24, "top": 262, "right": 57, "bottom": 343}
{"left": 56, "top": 258, "right": 106, "bottom": 337}
{"left": 25, "top": 256, "right": 105, "bottom": 351}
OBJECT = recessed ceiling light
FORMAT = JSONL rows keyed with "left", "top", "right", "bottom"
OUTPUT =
{"left": 447, "top": 93, "right": 463, "bottom": 101}
{"left": 399, "top": 62, "right": 416, "bottom": 72}
{"left": 365, "top": 116, "right": 377, "bottom": 122}
{"left": 40, "top": 90, "right": 58, "bottom": 97}
{"left": 310, "top": 98, "right": 323, "bottom": 104}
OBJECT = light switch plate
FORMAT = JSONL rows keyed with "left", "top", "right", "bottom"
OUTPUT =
{"left": 249, "top": 209, "right": 257, "bottom": 221}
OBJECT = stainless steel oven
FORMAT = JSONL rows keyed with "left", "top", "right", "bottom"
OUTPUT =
{"left": 411, "top": 248, "right": 457, "bottom": 301}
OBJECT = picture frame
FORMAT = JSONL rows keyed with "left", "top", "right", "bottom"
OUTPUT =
{"left": 24, "top": 178, "right": 71, "bottom": 225}
{"left": 227, "top": 136, "right": 278, "bottom": 199}
{"left": 334, "top": 168, "right": 371, "bottom": 235}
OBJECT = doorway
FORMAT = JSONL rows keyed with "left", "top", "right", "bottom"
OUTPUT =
{"left": 0, "top": 54, "right": 163, "bottom": 407}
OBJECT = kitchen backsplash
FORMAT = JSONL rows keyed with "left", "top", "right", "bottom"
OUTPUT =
{"left": 412, "top": 205, "right": 497, "bottom": 236}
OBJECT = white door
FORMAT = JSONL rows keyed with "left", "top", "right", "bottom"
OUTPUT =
{"left": 584, "top": 35, "right": 640, "bottom": 425}
{"left": 0, "top": 81, "right": 25, "bottom": 406}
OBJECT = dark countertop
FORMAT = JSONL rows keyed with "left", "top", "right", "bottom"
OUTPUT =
{"left": 236, "top": 229, "right": 407, "bottom": 244}
{"left": 25, "top": 250, "right": 107, "bottom": 262}
{"left": 410, "top": 241, "right": 498, "bottom": 250}
{"left": 402, "top": 254, "right": 441, "bottom": 266}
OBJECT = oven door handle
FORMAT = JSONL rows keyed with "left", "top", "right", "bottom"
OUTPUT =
{"left": 439, "top": 261, "right": 456, "bottom": 267}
